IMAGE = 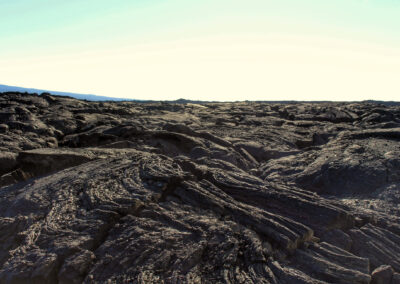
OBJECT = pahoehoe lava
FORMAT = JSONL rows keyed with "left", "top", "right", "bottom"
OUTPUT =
{"left": 1, "top": 92, "right": 400, "bottom": 283}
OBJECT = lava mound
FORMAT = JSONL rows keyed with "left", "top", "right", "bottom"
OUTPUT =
{"left": 1, "top": 92, "right": 400, "bottom": 283}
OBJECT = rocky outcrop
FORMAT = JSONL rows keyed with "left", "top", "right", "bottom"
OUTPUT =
{"left": 1, "top": 92, "right": 400, "bottom": 283}
{"left": 370, "top": 265, "right": 393, "bottom": 284}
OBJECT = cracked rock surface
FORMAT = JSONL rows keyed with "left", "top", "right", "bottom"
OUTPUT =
{"left": 1, "top": 92, "right": 400, "bottom": 283}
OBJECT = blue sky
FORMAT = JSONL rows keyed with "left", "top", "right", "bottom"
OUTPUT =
{"left": 1, "top": 0, "right": 399, "bottom": 100}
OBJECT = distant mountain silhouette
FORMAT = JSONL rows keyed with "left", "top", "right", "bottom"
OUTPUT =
{"left": 0, "top": 84, "right": 133, "bottom": 101}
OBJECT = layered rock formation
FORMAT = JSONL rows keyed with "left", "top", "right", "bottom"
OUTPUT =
{"left": 1, "top": 92, "right": 400, "bottom": 283}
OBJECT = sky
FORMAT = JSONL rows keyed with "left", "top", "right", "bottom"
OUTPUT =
{"left": 0, "top": 0, "right": 399, "bottom": 101}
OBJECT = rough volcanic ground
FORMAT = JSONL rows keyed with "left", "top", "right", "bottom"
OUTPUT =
{"left": 1, "top": 92, "right": 400, "bottom": 284}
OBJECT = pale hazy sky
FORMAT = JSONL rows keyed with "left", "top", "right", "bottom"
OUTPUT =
{"left": 1, "top": 0, "right": 399, "bottom": 101}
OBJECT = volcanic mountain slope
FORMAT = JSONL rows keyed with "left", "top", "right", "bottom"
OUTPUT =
{"left": 1, "top": 92, "right": 400, "bottom": 284}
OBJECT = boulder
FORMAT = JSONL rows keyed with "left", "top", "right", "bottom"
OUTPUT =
{"left": 371, "top": 265, "right": 393, "bottom": 284}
